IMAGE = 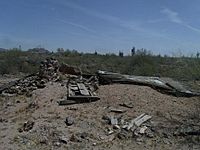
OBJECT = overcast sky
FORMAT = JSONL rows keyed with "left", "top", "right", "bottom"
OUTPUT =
{"left": 0, "top": 0, "right": 200, "bottom": 55}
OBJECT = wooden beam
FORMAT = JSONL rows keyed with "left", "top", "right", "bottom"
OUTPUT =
{"left": 77, "top": 83, "right": 90, "bottom": 96}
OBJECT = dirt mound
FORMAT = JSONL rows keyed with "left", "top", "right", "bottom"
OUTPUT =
{"left": 0, "top": 82, "right": 199, "bottom": 149}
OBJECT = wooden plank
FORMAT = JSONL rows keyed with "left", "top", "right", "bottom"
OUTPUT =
{"left": 70, "top": 86, "right": 79, "bottom": 91}
{"left": 110, "top": 108, "right": 126, "bottom": 113}
{"left": 77, "top": 83, "right": 90, "bottom": 96}
{"left": 58, "top": 100, "right": 77, "bottom": 105}
{"left": 77, "top": 83, "right": 86, "bottom": 89}
{"left": 68, "top": 95, "right": 100, "bottom": 101}
{"left": 134, "top": 115, "right": 152, "bottom": 127}
{"left": 127, "top": 113, "right": 145, "bottom": 130}
{"left": 58, "top": 96, "right": 100, "bottom": 105}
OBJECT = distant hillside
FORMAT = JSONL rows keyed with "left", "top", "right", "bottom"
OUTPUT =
{"left": 27, "top": 48, "right": 50, "bottom": 54}
{"left": 0, "top": 48, "right": 8, "bottom": 52}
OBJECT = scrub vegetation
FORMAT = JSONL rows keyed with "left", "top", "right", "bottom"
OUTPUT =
{"left": 0, "top": 48, "right": 200, "bottom": 81}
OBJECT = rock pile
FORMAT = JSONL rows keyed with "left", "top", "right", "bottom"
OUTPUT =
{"left": 0, "top": 58, "right": 61, "bottom": 96}
{"left": 39, "top": 58, "right": 59, "bottom": 81}
{"left": 1, "top": 75, "right": 46, "bottom": 96}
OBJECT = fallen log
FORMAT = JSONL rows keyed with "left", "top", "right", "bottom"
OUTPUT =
{"left": 97, "top": 70, "right": 200, "bottom": 97}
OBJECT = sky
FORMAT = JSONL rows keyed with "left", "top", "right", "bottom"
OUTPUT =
{"left": 0, "top": 0, "right": 200, "bottom": 55}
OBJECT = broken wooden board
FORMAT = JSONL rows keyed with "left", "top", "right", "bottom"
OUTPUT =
{"left": 67, "top": 95, "right": 100, "bottom": 101}
{"left": 126, "top": 113, "right": 152, "bottom": 131}
{"left": 119, "top": 102, "right": 133, "bottom": 108}
{"left": 134, "top": 114, "right": 152, "bottom": 127}
{"left": 109, "top": 107, "right": 126, "bottom": 113}
{"left": 60, "top": 79, "right": 100, "bottom": 105}
{"left": 77, "top": 83, "right": 90, "bottom": 96}
{"left": 127, "top": 113, "right": 145, "bottom": 130}
{"left": 58, "top": 96, "right": 100, "bottom": 105}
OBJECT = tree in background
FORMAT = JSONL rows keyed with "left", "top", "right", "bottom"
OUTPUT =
{"left": 136, "top": 48, "right": 152, "bottom": 56}
{"left": 131, "top": 46, "right": 135, "bottom": 56}
{"left": 57, "top": 48, "right": 65, "bottom": 53}
{"left": 196, "top": 52, "right": 200, "bottom": 58}
{"left": 119, "top": 51, "right": 124, "bottom": 57}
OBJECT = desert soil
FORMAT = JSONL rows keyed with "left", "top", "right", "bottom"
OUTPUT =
{"left": 0, "top": 77, "right": 200, "bottom": 150}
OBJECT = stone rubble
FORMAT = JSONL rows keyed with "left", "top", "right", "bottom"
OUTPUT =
{"left": 0, "top": 58, "right": 60, "bottom": 96}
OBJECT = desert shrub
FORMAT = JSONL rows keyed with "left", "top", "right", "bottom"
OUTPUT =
{"left": 125, "top": 55, "right": 158, "bottom": 76}
{"left": 0, "top": 49, "right": 200, "bottom": 82}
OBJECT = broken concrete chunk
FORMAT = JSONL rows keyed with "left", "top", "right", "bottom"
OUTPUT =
{"left": 65, "top": 117, "right": 74, "bottom": 126}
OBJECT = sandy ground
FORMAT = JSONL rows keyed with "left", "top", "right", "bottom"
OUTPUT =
{"left": 0, "top": 79, "right": 200, "bottom": 150}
